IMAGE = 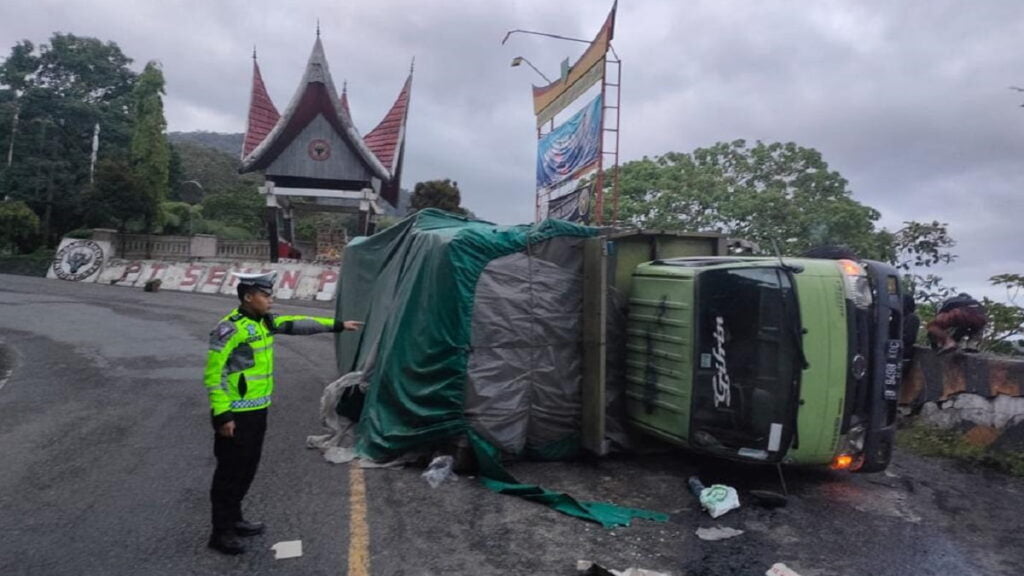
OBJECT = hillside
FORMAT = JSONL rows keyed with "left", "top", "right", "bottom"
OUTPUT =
{"left": 168, "top": 131, "right": 244, "bottom": 157}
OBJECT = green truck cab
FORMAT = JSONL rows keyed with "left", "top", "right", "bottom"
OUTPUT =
{"left": 624, "top": 256, "right": 904, "bottom": 472}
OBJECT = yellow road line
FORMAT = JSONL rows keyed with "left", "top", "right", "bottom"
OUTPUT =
{"left": 347, "top": 464, "right": 371, "bottom": 576}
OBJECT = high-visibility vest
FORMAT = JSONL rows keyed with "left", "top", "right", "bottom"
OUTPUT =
{"left": 204, "top": 309, "right": 335, "bottom": 418}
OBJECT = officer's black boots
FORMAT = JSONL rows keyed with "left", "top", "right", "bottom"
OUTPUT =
{"left": 208, "top": 531, "right": 246, "bottom": 555}
{"left": 234, "top": 519, "right": 265, "bottom": 536}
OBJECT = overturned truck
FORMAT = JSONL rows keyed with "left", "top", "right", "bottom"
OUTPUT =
{"left": 331, "top": 209, "right": 904, "bottom": 474}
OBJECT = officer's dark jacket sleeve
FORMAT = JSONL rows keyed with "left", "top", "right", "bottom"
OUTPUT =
{"left": 269, "top": 315, "right": 338, "bottom": 335}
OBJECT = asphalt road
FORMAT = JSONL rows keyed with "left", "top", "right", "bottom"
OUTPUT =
{"left": 1, "top": 273, "right": 1023, "bottom": 576}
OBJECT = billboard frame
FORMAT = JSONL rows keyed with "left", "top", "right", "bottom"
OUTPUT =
{"left": 532, "top": 4, "right": 621, "bottom": 225}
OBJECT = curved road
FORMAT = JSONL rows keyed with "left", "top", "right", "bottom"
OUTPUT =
{"left": 1, "top": 274, "right": 1022, "bottom": 575}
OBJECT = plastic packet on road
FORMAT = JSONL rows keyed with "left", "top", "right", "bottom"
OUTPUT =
{"left": 270, "top": 540, "right": 303, "bottom": 560}
{"left": 688, "top": 476, "right": 740, "bottom": 519}
{"left": 695, "top": 526, "right": 744, "bottom": 541}
{"left": 421, "top": 455, "right": 457, "bottom": 488}
{"left": 766, "top": 563, "right": 802, "bottom": 576}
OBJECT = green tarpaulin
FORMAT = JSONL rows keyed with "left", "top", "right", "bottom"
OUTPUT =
{"left": 334, "top": 209, "right": 666, "bottom": 527}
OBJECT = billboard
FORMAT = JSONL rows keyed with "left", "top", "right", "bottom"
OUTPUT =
{"left": 547, "top": 181, "right": 594, "bottom": 224}
{"left": 532, "top": 3, "right": 616, "bottom": 126}
{"left": 536, "top": 94, "right": 603, "bottom": 190}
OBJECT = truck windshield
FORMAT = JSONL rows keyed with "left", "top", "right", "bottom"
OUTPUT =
{"left": 691, "top": 267, "right": 800, "bottom": 459}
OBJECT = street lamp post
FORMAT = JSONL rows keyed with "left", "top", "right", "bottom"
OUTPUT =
{"left": 510, "top": 56, "right": 552, "bottom": 84}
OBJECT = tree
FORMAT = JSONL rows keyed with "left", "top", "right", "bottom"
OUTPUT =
{"left": 982, "top": 274, "right": 1024, "bottom": 353}
{"left": 0, "top": 40, "right": 37, "bottom": 177}
{"left": 166, "top": 143, "right": 184, "bottom": 201}
{"left": 886, "top": 220, "right": 959, "bottom": 305}
{"left": 611, "top": 140, "right": 887, "bottom": 257}
{"left": 129, "top": 61, "right": 168, "bottom": 233}
{"left": 200, "top": 185, "right": 265, "bottom": 238}
{"left": 0, "top": 34, "right": 137, "bottom": 245}
{"left": 0, "top": 200, "right": 40, "bottom": 253}
{"left": 410, "top": 179, "right": 466, "bottom": 214}
{"left": 85, "top": 158, "right": 149, "bottom": 232}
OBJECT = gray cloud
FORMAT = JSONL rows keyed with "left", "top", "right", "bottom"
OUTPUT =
{"left": 2, "top": 0, "right": 1022, "bottom": 300}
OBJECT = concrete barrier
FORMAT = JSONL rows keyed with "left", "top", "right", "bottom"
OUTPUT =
{"left": 901, "top": 347, "right": 1024, "bottom": 407}
{"left": 903, "top": 347, "right": 1024, "bottom": 452}
{"left": 47, "top": 248, "right": 340, "bottom": 302}
{"left": 47, "top": 239, "right": 112, "bottom": 283}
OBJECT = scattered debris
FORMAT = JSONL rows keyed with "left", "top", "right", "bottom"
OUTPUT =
{"left": 748, "top": 489, "right": 788, "bottom": 508}
{"left": 270, "top": 540, "right": 303, "bottom": 560}
{"left": 421, "top": 455, "right": 457, "bottom": 488}
{"left": 576, "top": 560, "right": 670, "bottom": 576}
{"left": 688, "top": 476, "right": 740, "bottom": 518}
{"left": 765, "top": 562, "right": 802, "bottom": 576}
{"left": 695, "top": 526, "right": 744, "bottom": 541}
{"left": 322, "top": 446, "right": 358, "bottom": 464}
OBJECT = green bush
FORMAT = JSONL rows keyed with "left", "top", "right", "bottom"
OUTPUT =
{"left": 0, "top": 200, "right": 42, "bottom": 254}
{"left": 0, "top": 249, "right": 55, "bottom": 277}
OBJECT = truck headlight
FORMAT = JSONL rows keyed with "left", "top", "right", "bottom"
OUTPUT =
{"left": 838, "top": 259, "right": 872, "bottom": 309}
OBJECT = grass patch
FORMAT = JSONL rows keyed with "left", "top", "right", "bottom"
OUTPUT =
{"left": 897, "top": 422, "right": 1024, "bottom": 477}
{"left": 0, "top": 250, "right": 55, "bottom": 277}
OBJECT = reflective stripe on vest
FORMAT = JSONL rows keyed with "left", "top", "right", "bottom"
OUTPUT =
{"left": 230, "top": 395, "right": 272, "bottom": 410}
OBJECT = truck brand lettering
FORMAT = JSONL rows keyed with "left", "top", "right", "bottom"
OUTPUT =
{"left": 712, "top": 315, "right": 731, "bottom": 408}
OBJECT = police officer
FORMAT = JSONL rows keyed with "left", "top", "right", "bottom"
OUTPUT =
{"left": 204, "top": 271, "right": 362, "bottom": 555}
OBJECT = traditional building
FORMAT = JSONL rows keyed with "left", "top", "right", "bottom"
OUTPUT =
{"left": 240, "top": 33, "right": 412, "bottom": 261}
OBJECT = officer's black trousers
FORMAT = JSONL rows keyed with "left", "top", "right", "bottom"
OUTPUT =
{"left": 210, "top": 409, "right": 267, "bottom": 533}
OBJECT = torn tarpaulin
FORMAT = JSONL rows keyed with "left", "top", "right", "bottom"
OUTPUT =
{"left": 306, "top": 372, "right": 365, "bottom": 463}
{"left": 470, "top": 430, "right": 668, "bottom": 528}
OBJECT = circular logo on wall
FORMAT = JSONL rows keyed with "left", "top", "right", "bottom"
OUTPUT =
{"left": 308, "top": 139, "right": 331, "bottom": 161}
{"left": 52, "top": 240, "right": 104, "bottom": 281}
{"left": 575, "top": 187, "right": 592, "bottom": 223}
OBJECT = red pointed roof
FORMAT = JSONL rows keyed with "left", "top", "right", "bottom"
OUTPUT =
{"left": 242, "top": 57, "right": 280, "bottom": 158}
{"left": 239, "top": 37, "right": 389, "bottom": 181}
{"left": 364, "top": 74, "right": 412, "bottom": 174}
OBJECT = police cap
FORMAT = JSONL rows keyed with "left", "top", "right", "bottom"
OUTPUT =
{"left": 233, "top": 271, "right": 277, "bottom": 295}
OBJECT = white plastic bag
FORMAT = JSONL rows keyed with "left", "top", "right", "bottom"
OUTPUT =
{"left": 689, "top": 477, "right": 740, "bottom": 518}
{"left": 421, "top": 455, "right": 457, "bottom": 488}
{"left": 699, "top": 484, "right": 740, "bottom": 518}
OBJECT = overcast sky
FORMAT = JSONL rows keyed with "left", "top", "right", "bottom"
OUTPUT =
{"left": 2, "top": 0, "right": 1022, "bottom": 300}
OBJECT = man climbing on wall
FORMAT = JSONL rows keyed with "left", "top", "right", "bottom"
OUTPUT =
{"left": 927, "top": 292, "right": 987, "bottom": 355}
{"left": 203, "top": 271, "right": 362, "bottom": 555}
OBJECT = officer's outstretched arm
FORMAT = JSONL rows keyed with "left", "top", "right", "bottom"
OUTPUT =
{"left": 271, "top": 315, "right": 359, "bottom": 335}
{"left": 204, "top": 321, "right": 236, "bottom": 427}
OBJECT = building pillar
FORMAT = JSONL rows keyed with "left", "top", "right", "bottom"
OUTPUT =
{"left": 266, "top": 206, "right": 279, "bottom": 263}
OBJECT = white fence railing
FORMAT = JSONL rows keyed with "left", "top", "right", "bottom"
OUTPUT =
{"left": 104, "top": 233, "right": 269, "bottom": 262}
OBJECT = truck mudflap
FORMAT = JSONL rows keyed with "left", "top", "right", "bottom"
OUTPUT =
{"left": 857, "top": 260, "right": 903, "bottom": 473}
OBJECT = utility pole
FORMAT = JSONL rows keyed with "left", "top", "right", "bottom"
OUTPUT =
{"left": 4, "top": 106, "right": 16, "bottom": 168}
